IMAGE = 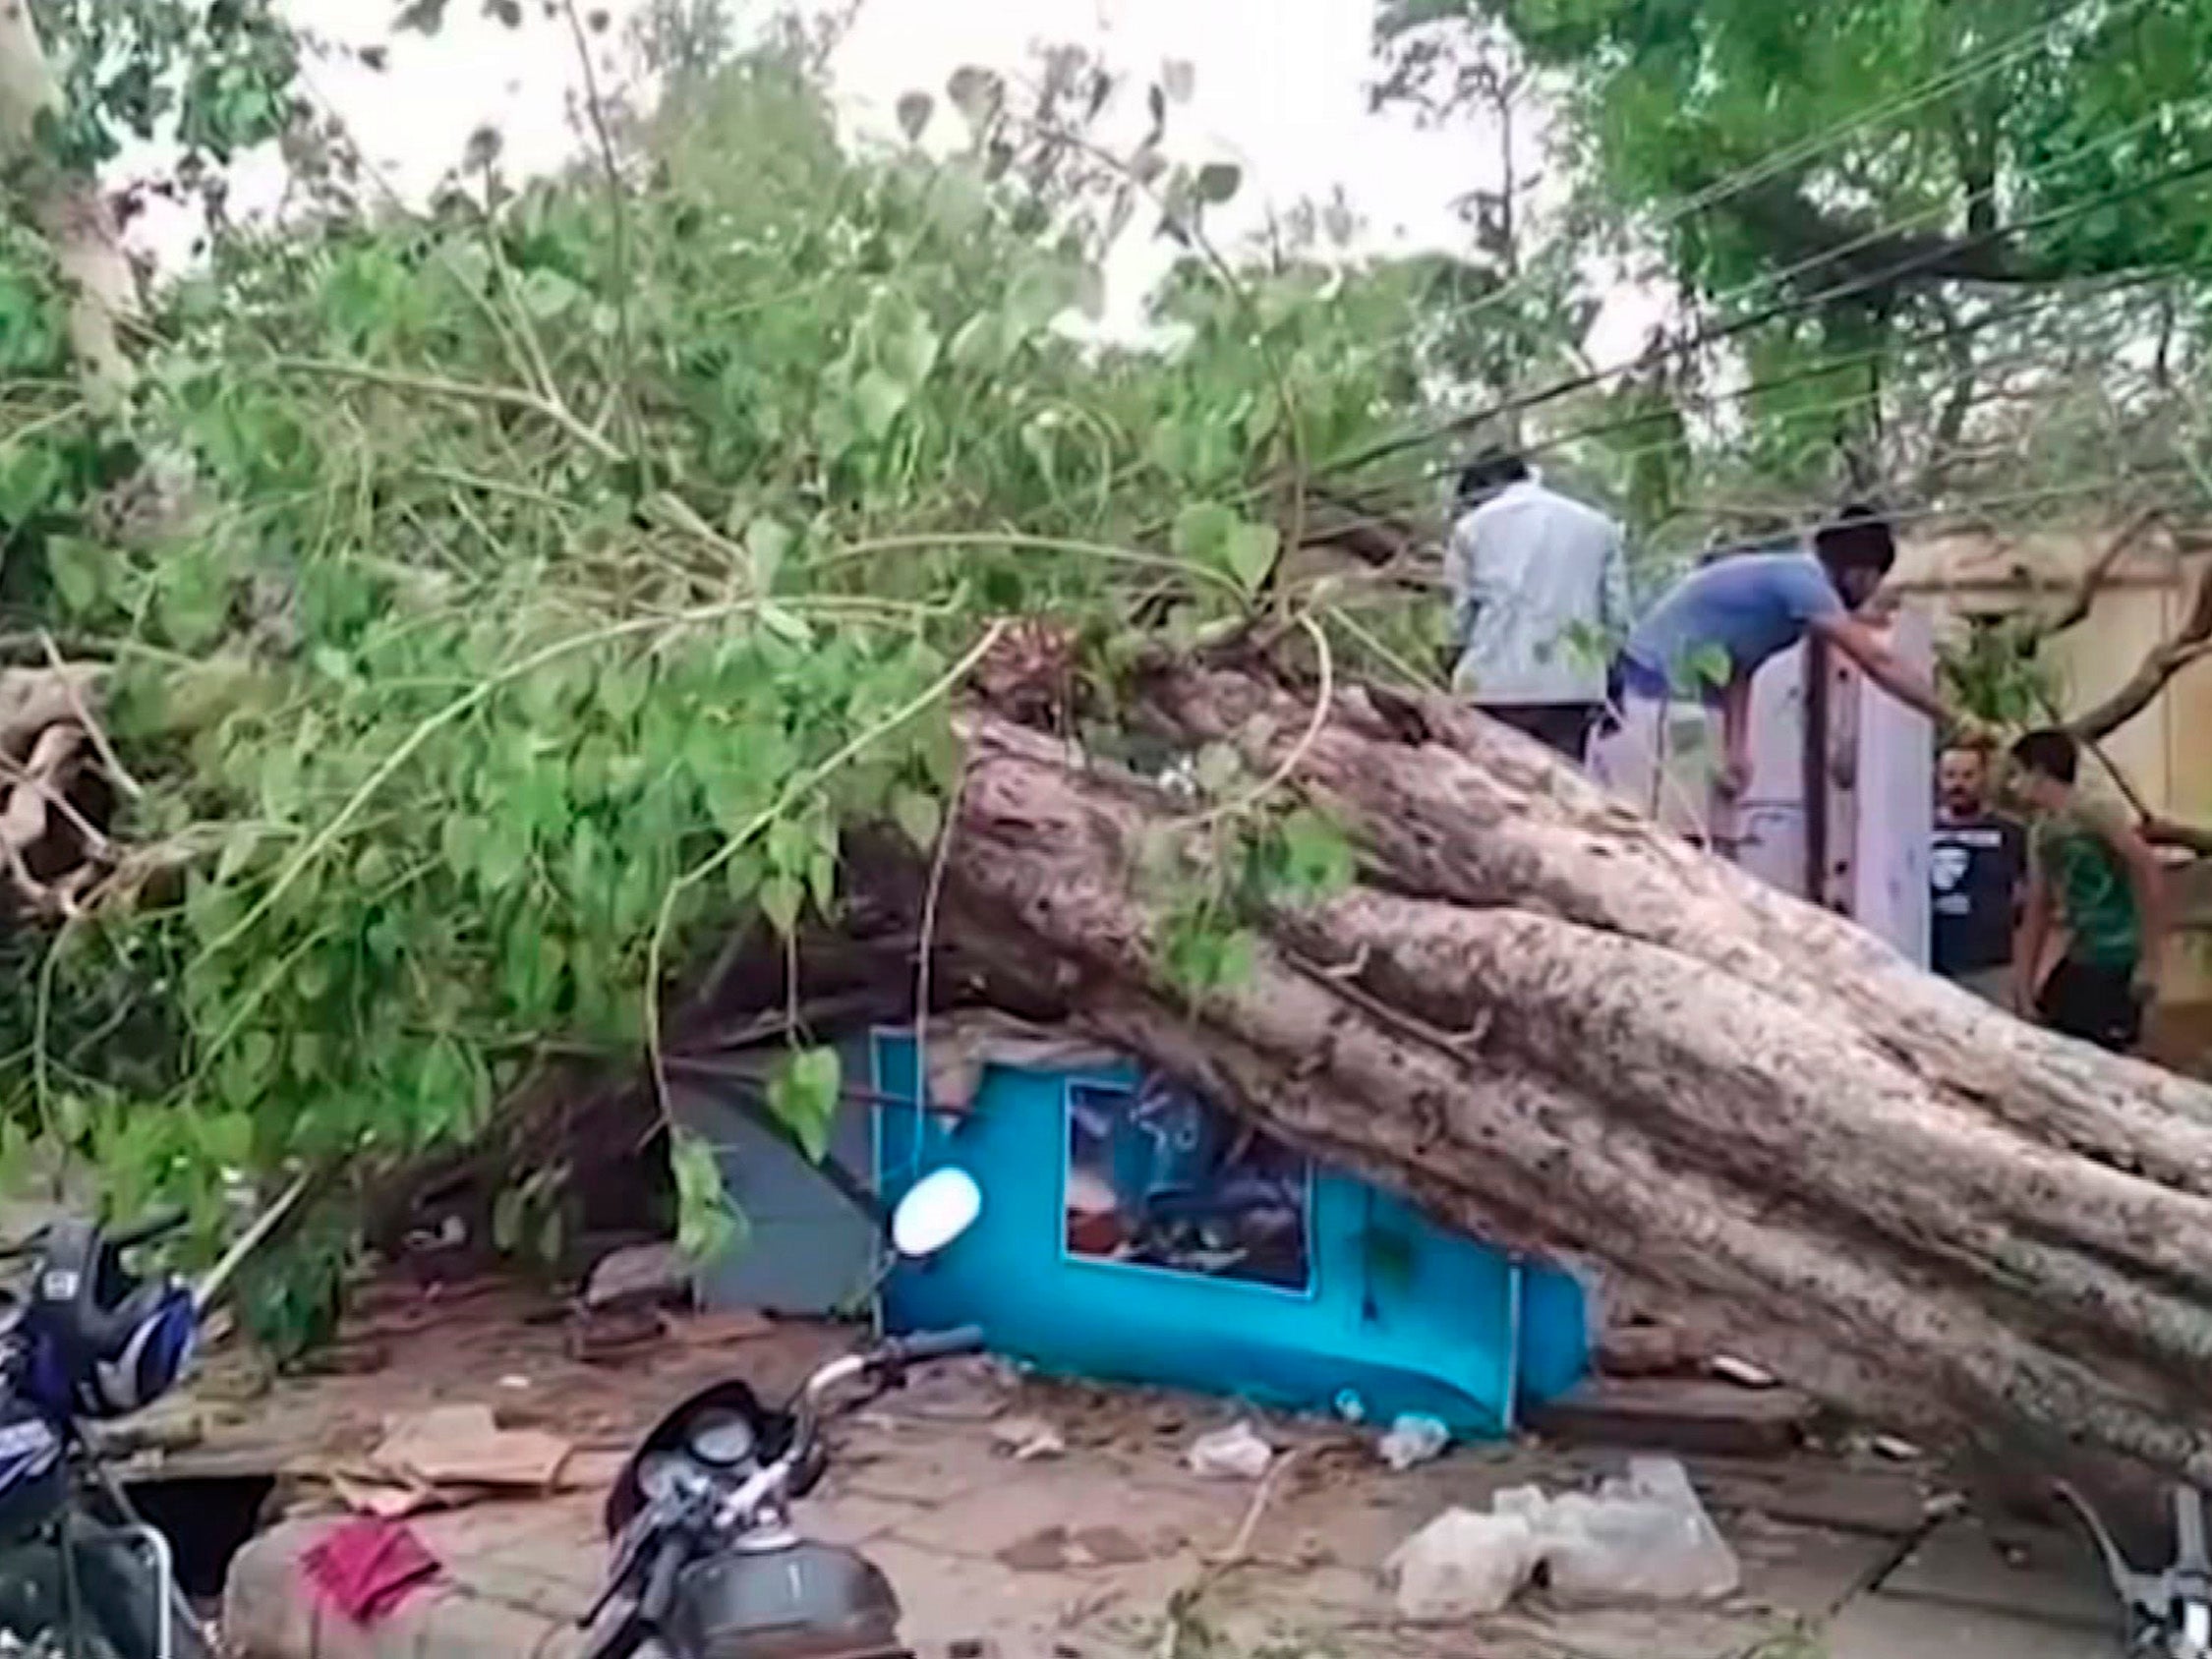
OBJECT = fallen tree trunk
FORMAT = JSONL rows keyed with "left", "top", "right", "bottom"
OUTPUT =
{"left": 940, "top": 662, "right": 2212, "bottom": 1489}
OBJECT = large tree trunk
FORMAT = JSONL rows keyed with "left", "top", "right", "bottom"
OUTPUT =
{"left": 940, "top": 661, "right": 2212, "bottom": 1491}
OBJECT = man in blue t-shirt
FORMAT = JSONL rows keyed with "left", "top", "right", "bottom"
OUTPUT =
{"left": 1603, "top": 503, "right": 1977, "bottom": 814}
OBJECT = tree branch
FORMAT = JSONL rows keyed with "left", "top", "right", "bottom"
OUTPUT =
{"left": 2041, "top": 506, "right": 2164, "bottom": 638}
{"left": 2069, "top": 562, "right": 2212, "bottom": 742}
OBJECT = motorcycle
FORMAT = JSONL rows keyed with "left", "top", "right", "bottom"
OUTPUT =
{"left": 580, "top": 1166, "right": 987, "bottom": 1659}
{"left": 0, "top": 1180, "right": 306, "bottom": 1659}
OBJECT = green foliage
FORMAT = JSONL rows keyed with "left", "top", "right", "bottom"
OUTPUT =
{"left": 1387, "top": 0, "right": 2212, "bottom": 515}
{"left": 28, "top": 0, "right": 299, "bottom": 171}
{"left": 1939, "top": 613, "right": 2066, "bottom": 726}
{"left": 0, "top": 36, "right": 1446, "bottom": 1280}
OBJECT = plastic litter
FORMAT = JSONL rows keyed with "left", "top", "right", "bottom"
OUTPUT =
{"left": 1377, "top": 1412, "right": 1451, "bottom": 1471}
{"left": 1384, "top": 1459, "right": 1739, "bottom": 1617}
{"left": 991, "top": 1415, "right": 1067, "bottom": 1462}
{"left": 1186, "top": 1419, "right": 1273, "bottom": 1481}
{"left": 1383, "top": 1508, "right": 1539, "bottom": 1621}
{"left": 1534, "top": 1457, "right": 1740, "bottom": 1604}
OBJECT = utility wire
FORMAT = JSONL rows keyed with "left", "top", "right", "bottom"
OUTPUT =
{"left": 1306, "top": 131, "right": 2212, "bottom": 490}
{"left": 1388, "top": 0, "right": 2148, "bottom": 366}
{"left": 1340, "top": 261, "right": 2199, "bottom": 518}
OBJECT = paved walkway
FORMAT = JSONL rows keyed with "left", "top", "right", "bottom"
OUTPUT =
{"left": 222, "top": 1365, "right": 2130, "bottom": 1659}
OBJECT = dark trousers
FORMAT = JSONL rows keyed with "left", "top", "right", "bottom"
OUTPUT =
{"left": 2035, "top": 957, "right": 2143, "bottom": 1053}
{"left": 1484, "top": 702, "right": 1603, "bottom": 765}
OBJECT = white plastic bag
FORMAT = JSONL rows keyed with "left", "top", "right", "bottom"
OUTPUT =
{"left": 1186, "top": 1419, "right": 1273, "bottom": 1481}
{"left": 1377, "top": 1413, "right": 1451, "bottom": 1471}
{"left": 1538, "top": 1458, "right": 1740, "bottom": 1604}
{"left": 1384, "top": 1509, "right": 1539, "bottom": 1621}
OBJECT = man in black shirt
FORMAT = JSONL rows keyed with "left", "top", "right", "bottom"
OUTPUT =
{"left": 1930, "top": 742, "right": 2024, "bottom": 1002}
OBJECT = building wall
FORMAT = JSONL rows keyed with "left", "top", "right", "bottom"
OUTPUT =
{"left": 1893, "top": 523, "right": 2212, "bottom": 1020}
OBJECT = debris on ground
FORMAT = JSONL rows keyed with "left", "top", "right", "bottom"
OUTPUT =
{"left": 1385, "top": 1508, "right": 1540, "bottom": 1620}
{"left": 583, "top": 1240, "right": 688, "bottom": 1311}
{"left": 670, "top": 1309, "right": 777, "bottom": 1347}
{"left": 1186, "top": 1419, "right": 1273, "bottom": 1481}
{"left": 996, "top": 1523, "right": 1151, "bottom": 1573}
{"left": 991, "top": 1414, "right": 1067, "bottom": 1461}
{"left": 1377, "top": 1412, "right": 1451, "bottom": 1471}
{"left": 370, "top": 1403, "right": 570, "bottom": 1493}
{"left": 566, "top": 1303, "right": 667, "bottom": 1364}
{"left": 1527, "top": 1375, "right": 1813, "bottom": 1458}
{"left": 1386, "top": 1455, "right": 1741, "bottom": 1619}
{"left": 300, "top": 1517, "right": 440, "bottom": 1624}
{"left": 1501, "top": 1457, "right": 1741, "bottom": 1605}
{"left": 1711, "top": 1355, "right": 1779, "bottom": 1390}
{"left": 1870, "top": 1434, "right": 1924, "bottom": 1462}
{"left": 1596, "top": 1321, "right": 1695, "bottom": 1378}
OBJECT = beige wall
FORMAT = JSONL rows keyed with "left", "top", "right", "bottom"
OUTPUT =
{"left": 1894, "top": 523, "right": 2212, "bottom": 1009}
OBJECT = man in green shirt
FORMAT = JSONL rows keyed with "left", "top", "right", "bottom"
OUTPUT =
{"left": 2008, "top": 728, "right": 2169, "bottom": 1052}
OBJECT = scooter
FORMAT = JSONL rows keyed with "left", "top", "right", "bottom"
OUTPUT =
{"left": 0, "top": 1179, "right": 306, "bottom": 1659}
{"left": 2059, "top": 1481, "right": 2212, "bottom": 1657}
{"left": 579, "top": 1167, "right": 987, "bottom": 1659}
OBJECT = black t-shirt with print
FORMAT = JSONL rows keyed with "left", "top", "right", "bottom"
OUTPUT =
{"left": 1930, "top": 813, "right": 2025, "bottom": 977}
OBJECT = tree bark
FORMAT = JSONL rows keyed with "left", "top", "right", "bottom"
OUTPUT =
{"left": 940, "top": 664, "right": 2212, "bottom": 1489}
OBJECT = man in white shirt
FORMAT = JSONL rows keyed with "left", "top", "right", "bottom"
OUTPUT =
{"left": 1446, "top": 448, "right": 1631, "bottom": 764}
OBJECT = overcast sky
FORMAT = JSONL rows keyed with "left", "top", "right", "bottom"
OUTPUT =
{"left": 117, "top": 0, "right": 1650, "bottom": 359}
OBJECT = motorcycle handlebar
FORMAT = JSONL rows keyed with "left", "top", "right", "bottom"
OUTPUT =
{"left": 874, "top": 1325, "right": 986, "bottom": 1369}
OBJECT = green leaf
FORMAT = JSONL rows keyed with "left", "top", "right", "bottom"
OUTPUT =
{"left": 743, "top": 518, "right": 793, "bottom": 591}
{"left": 880, "top": 316, "right": 941, "bottom": 390}
{"left": 758, "top": 603, "right": 814, "bottom": 646}
{"left": 477, "top": 816, "right": 530, "bottom": 893}
{"left": 853, "top": 369, "right": 910, "bottom": 439}
{"left": 1274, "top": 808, "right": 1356, "bottom": 900}
{"left": 949, "top": 312, "right": 1006, "bottom": 370}
{"left": 671, "top": 1130, "right": 739, "bottom": 1263}
{"left": 393, "top": 0, "right": 450, "bottom": 33}
{"left": 1171, "top": 501, "right": 1235, "bottom": 564}
{"left": 1221, "top": 521, "right": 1280, "bottom": 597}
{"left": 155, "top": 550, "right": 230, "bottom": 652}
{"left": 1074, "top": 264, "right": 1107, "bottom": 321}
{"left": 891, "top": 785, "right": 942, "bottom": 851}
{"left": 46, "top": 536, "right": 111, "bottom": 616}
{"left": 758, "top": 875, "right": 802, "bottom": 936}
{"left": 1193, "top": 162, "right": 1243, "bottom": 204}
{"left": 493, "top": 1186, "right": 526, "bottom": 1253}
{"left": 519, "top": 267, "right": 585, "bottom": 318}
{"left": 768, "top": 1047, "right": 843, "bottom": 1163}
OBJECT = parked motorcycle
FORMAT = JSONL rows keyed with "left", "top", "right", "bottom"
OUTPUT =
{"left": 0, "top": 1180, "right": 306, "bottom": 1659}
{"left": 580, "top": 1167, "right": 986, "bottom": 1659}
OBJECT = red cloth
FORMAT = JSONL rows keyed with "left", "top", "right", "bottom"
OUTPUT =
{"left": 301, "top": 1518, "right": 441, "bottom": 1624}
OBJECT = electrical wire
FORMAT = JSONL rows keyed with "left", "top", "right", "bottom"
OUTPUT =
{"left": 1321, "top": 118, "right": 2212, "bottom": 486}
{"left": 1338, "top": 260, "right": 2200, "bottom": 519}
{"left": 1389, "top": 0, "right": 2152, "bottom": 365}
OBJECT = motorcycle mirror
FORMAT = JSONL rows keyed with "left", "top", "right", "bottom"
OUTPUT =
{"left": 890, "top": 1169, "right": 982, "bottom": 1259}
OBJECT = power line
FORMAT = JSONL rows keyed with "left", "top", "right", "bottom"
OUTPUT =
{"left": 1340, "top": 262, "right": 2202, "bottom": 519}
{"left": 1391, "top": 0, "right": 2144, "bottom": 371}
{"left": 1310, "top": 133, "right": 2212, "bottom": 490}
